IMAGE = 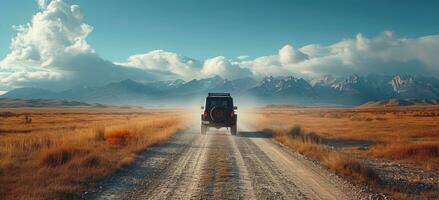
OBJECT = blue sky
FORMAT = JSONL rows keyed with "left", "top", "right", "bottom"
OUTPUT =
{"left": 1, "top": 0, "right": 439, "bottom": 61}
{"left": 1, "top": 0, "right": 439, "bottom": 91}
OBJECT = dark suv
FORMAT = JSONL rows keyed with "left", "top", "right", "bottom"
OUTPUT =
{"left": 201, "top": 93, "right": 237, "bottom": 135}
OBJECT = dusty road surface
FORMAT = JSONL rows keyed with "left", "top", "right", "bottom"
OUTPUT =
{"left": 84, "top": 124, "right": 372, "bottom": 200}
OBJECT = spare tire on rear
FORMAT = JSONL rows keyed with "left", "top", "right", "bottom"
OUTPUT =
{"left": 210, "top": 106, "right": 226, "bottom": 122}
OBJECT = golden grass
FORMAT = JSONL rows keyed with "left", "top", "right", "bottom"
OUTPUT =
{"left": 246, "top": 106, "right": 439, "bottom": 199}
{"left": 270, "top": 127, "right": 381, "bottom": 186}
{"left": 245, "top": 106, "right": 439, "bottom": 169}
{"left": 105, "top": 129, "right": 130, "bottom": 145}
{"left": 369, "top": 142, "right": 439, "bottom": 170}
{"left": 0, "top": 108, "right": 185, "bottom": 200}
{"left": 41, "top": 146, "right": 90, "bottom": 167}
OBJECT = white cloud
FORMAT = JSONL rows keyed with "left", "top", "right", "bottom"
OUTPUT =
{"left": 1, "top": 0, "right": 439, "bottom": 91}
{"left": 0, "top": 70, "right": 63, "bottom": 88}
{"left": 1, "top": 0, "right": 93, "bottom": 67}
{"left": 37, "top": 0, "right": 50, "bottom": 8}
{"left": 117, "top": 51, "right": 253, "bottom": 80}
{"left": 237, "top": 45, "right": 310, "bottom": 78}
{"left": 201, "top": 56, "right": 252, "bottom": 79}
{"left": 237, "top": 55, "right": 249, "bottom": 60}
{"left": 0, "top": 0, "right": 159, "bottom": 91}
{"left": 116, "top": 50, "right": 202, "bottom": 80}
{"left": 240, "top": 31, "right": 439, "bottom": 78}
{"left": 239, "top": 55, "right": 283, "bottom": 77}
{"left": 278, "top": 44, "right": 308, "bottom": 65}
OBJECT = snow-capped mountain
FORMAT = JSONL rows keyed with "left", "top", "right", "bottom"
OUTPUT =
{"left": 310, "top": 74, "right": 336, "bottom": 87}
{"left": 2, "top": 74, "right": 439, "bottom": 106}
{"left": 250, "top": 76, "right": 312, "bottom": 97}
{"left": 390, "top": 75, "right": 415, "bottom": 93}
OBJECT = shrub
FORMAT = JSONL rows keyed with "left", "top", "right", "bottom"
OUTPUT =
{"left": 94, "top": 127, "right": 106, "bottom": 141}
{"left": 300, "top": 131, "right": 322, "bottom": 144}
{"left": 105, "top": 129, "right": 130, "bottom": 145}
{"left": 371, "top": 142, "right": 439, "bottom": 161}
{"left": 81, "top": 155, "right": 101, "bottom": 168}
{"left": 323, "top": 153, "right": 381, "bottom": 185}
{"left": 288, "top": 125, "right": 302, "bottom": 138}
{"left": 41, "top": 146, "right": 89, "bottom": 167}
{"left": 272, "top": 126, "right": 381, "bottom": 186}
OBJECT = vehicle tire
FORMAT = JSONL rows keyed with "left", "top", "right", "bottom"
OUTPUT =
{"left": 201, "top": 124, "right": 207, "bottom": 135}
{"left": 231, "top": 125, "right": 237, "bottom": 136}
{"left": 210, "top": 106, "right": 226, "bottom": 122}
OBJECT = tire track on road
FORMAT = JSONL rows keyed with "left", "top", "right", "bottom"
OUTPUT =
{"left": 239, "top": 122, "right": 369, "bottom": 199}
{"left": 236, "top": 135, "right": 306, "bottom": 199}
{"left": 130, "top": 133, "right": 210, "bottom": 200}
{"left": 194, "top": 133, "right": 244, "bottom": 199}
{"left": 86, "top": 124, "right": 371, "bottom": 200}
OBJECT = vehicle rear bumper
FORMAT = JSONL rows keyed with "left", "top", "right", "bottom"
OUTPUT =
{"left": 201, "top": 120, "right": 233, "bottom": 127}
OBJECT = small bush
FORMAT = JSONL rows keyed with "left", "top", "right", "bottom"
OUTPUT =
{"left": 0, "top": 111, "right": 17, "bottom": 118}
{"left": 272, "top": 126, "right": 381, "bottom": 187}
{"left": 300, "top": 131, "right": 322, "bottom": 144}
{"left": 94, "top": 127, "right": 105, "bottom": 141}
{"left": 288, "top": 125, "right": 302, "bottom": 138}
{"left": 41, "top": 147, "right": 89, "bottom": 167}
{"left": 0, "top": 110, "right": 183, "bottom": 200}
{"left": 105, "top": 129, "right": 130, "bottom": 145}
{"left": 323, "top": 153, "right": 381, "bottom": 185}
{"left": 371, "top": 142, "right": 439, "bottom": 162}
{"left": 81, "top": 155, "right": 101, "bottom": 168}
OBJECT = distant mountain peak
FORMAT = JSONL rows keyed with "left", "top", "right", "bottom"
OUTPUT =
{"left": 262, "top": 76, "right": 275, "bottom": 82}
{"left": 168, "top": 79, "right": 185, "bottom": 87}
{"left": 207, "top": 75, "right": 224, "bottom": 81}
{"left": 390, "top": 75, "right": 415, "bottom": 93}
{"left": 2, "top": 74, "right": 439, "bottom": 106}
{"left": 359, "top": 98, "right": 439, "bottom": 107}
{"left": 332, "top": 75, "right": 362, "bottom": 91}
{"left": 310, "top": 74, "right": 336, "bottom": 86}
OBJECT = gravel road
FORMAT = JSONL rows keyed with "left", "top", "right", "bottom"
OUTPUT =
{"left": 84, "top": 124, "right": 373, "bottom": 200}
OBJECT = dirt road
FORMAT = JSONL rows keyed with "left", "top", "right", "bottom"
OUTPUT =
{"left": 84, "top": 125, "right": 372, "bottom": 200}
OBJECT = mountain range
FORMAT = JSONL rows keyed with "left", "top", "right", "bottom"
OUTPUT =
{"left": 2, "top": 74, "right": 439, "bottom": 106}
{"left": 358, "top": 98, "right": 439, "bottom": 108}
{"left": 0, "top": 98, "right": 108, "bottom": 108}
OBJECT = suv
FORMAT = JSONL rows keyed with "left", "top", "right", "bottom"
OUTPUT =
{"left": 201, "top": 93, "right": 237, "bottom": 135}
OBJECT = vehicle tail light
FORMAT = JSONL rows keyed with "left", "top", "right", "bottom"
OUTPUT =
{"left": 203, "top": 111, "right": 208, "bottom": 117}
{"left": 230, "top": 111, "right": 235, "bottom": 118}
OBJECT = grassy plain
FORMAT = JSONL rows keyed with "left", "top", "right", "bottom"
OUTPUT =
{"left": 0, "top": 108, "right": 185, "bottom": 200}
{"left": 246, "top": 105, "right": 439, "bottom": 199}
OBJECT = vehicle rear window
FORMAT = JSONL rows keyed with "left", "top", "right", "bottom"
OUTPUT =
{"left": 206, "top": 97, "right": 232, "bottom": 109}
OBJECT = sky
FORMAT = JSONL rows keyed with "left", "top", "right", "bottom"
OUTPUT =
{"left": 1, "top": 0, "right": 439, "bottom": 91}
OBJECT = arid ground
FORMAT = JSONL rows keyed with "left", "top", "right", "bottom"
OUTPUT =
{"left": 246, "top": 105, "right": 439, "bottom": 199}
{"left": 0, "top": 108, "right": 185, "bottom": 200}
{"left": 0, "top": 106, "right": 438, "bottom": 200}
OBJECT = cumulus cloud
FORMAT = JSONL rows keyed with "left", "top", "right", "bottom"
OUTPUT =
{"left": 117, "top": 51, "right": 252, "bottom": 80}
{"left": 278, "top": 45, "right": 308, "bottom": 65}
{"left": 1, "top": 0, "right": 93, "bottom": 67}
{"left": 37, "top": 0, "right": 50, "bottom": 8}
{"left": 239, "top": 31, "right": 439, "bottom": 78}
{"left": 1, "top": 0, "right": 439, "bottom": 92}
{"left": 0, "top": 0, "right": 159, "bottom": 90}
{"left": 238, "top": 44, "right": 310, "bottom": 77}
{"left": 116, "top": 50, "right": 202, "bottom": 80}
{"left": 201, "top": 56, "right": 252, "bottom": 79}
{"left": 0, "top": 70, "right": 63, "bottom": 89}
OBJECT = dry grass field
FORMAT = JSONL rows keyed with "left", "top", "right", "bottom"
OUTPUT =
{"left": 0, "top": 108, "right": 185, "bottom": 200}
{"left": 245, "top": 106, "right": 439, "bottom": 199}
{"left": 1, "top": 106, "right": 437, "bottom": 199}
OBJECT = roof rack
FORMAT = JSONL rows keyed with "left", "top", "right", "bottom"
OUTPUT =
{"left": 208, "top": 93, "right": 230, "bottom": 97}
